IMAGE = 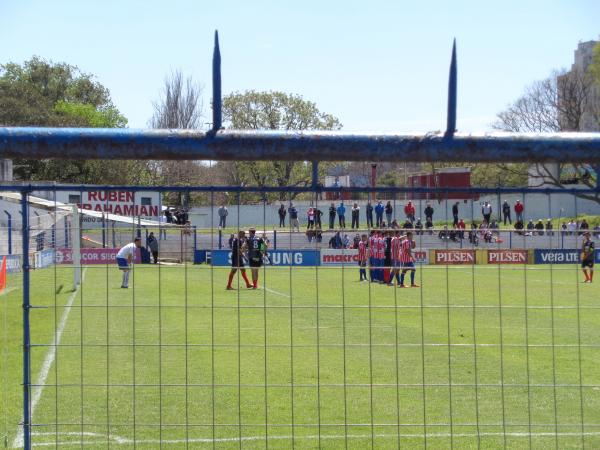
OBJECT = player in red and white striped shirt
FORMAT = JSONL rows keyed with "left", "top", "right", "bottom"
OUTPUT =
{"left": 376, "top": 232, "right": 386, "bottom": 283}
{"left": 389, "top": 230, "right": 404, "bottom": 286}
{"left": 398, "top": 231, "right": 419, "bottom": 288}
{"left": 358, "top": 234, "right": 368, "bottom": 281}
{"left": 368, "top": 231, "right": 377, "bottom": 282}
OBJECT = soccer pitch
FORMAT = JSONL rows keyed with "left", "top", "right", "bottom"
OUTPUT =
{"left": 2, "top": 263, "right": 600, "bottom": 449}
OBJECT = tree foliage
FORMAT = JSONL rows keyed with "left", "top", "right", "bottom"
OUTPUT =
{"left": 149, "top": 70, "right": 207, "bottom": 206}
{"left": 494, "top": 66, "right": 600, "bottom": 200}
{"left": 0, "top": 57, "right": 135, "bottom": 182}
{"left": 221, "top": 90, "right": 342, "bottom": 202}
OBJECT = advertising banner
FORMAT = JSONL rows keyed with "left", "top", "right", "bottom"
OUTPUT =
{"left": 34, "top": 249, "right": 55, "bottom": 269}
{"left": 56, "top": 248, "right": 141, "bottom": 265}
{"left": 432, "top": 249, "right": 476, "bottom": 265}
{"left": 320, "top": 249, "right": 429, "bottom": 266}
{"left": 211, "top": 249, "right": 319, "bottom": 267}
{"left": 535, "top": 249, "right": 580, "bottom": 264}
{"left": 487, "top": 249, "right": 529, "bottom": 264}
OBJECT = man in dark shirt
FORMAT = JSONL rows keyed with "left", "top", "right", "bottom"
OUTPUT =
{"left": 366, "top": 202, "right": 374, "bottom": 228}
{"left": 424, "top": 203, "right": 434, "bottom": 223}
{"left": 452, "top": 202, "right": 459, "bottom": 227}
{"left": 582, "top": 232, "right": 595, "bottom": 283}
{"left": 246, "top": 227, "right": 265, "bottom": 289}
{"left": 328, "top": 203, "right": 336, "bottom": 229}
{"left": 226, "top": 231, "right": 252, "bottom": 290}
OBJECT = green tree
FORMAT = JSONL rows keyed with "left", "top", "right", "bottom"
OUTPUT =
{"left": 0, "top": 57, "right": 140, "bottom": 182}
{"left": 222, "top": 91, "right": 342, "bottom": 202}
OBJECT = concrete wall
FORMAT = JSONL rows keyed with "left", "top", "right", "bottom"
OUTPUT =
{"left": 189, "top": 193, "right": 600, "bottom": 229}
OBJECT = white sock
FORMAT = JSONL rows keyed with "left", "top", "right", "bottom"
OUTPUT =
{"left": 123, "top": 271, "right": 130, "bottom": 287}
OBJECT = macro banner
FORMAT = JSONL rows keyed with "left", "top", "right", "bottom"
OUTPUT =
{"left": 320, "top": 249, "right": 429, "bottom": 266}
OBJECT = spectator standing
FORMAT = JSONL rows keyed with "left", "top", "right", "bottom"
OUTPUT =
{"left": 351, "top": 203, "right": 360, "bottom": 229}
{"left": 328, "top": 203, "right": 336, "bottom": 229}
{"left": 375, "top": 201, "right": 384, "bottom": 227}
{"left": 315, "top": 208, "right": 323, "bottom": 228}
{"left": 568, "top": 220, "right": 577, "bottom": 236}
{"left": 146, "top": 231, "right": 159, "bottom": 264}
{"left": 593, "top": 225, "right": 600, "bottom": 238}
{"left": 218, "top": 205, "right": 228, "bottom": 229}
{"left": 366, "top": 202, "right": 374, "bottom": 228}
{"left": 228, "top": 233, "right": 235, "bottom": 249}
{"left": 502, "top": 200, "right": 511, "bottom": 225}
{"left": 580, "top": 219, "right": 590, "bottom": 234}
{"left": 452, "top": 202, "right": 460, "bottom": 227}
{"left": 514, "top": 200, "right": 524, "bottom": 222}
{"left": 307, "top": 207, "right": 315, "bottom": 229}
{"left": 278, "top": 204, "right": 286, "bottom": 227}
{"left": 337, "top": 202, "right": 346, "bottom": 228}
{"left": 288, "top": 204, "right": 299, "bottom": 232}
{"left": 481, "top": 201, "right": 492, "bottom": 224}
{"left": 385, "top": 201, "right": 393, "bottom": 226}
{"left": 404, "top": 201, "right": 415, "bottom": 223}
{"left": 424, "top": 203, "right": 434, "bottom": 223}
{"left": 561, "top": 222, "right": 568, "bottom": 235}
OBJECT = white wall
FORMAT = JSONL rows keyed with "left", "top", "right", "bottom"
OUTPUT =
{"left": 188, "top": 193, "right": 600, "bottom": 229}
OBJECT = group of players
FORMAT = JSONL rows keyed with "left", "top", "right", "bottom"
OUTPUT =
{"left": 115, "top": 228, "right": 593, "bottom": 290}
{"left": 226, "top": 227, "right": 267, "bottom": 290}
{"left": 358, "top": 229, "right": 419, "bottom": 287}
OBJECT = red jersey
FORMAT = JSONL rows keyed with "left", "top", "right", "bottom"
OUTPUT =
{"left": 391, "top": 237, "right": 402, "bottom": 262}
{"left": 376, "top": 237, "right": 386, "bottom": 259}
{"left": 369, "top": 235, "right": 377, "bottom": 257}
{"left": 358, "top": 241, "right": 367, "bottom": 262}
{"left": 399, "top": 239, "right": 414, "bottom": 263}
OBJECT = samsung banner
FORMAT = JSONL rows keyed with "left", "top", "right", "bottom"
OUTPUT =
{"left": 211, "top": 250, "right": 319, "bottom": 267}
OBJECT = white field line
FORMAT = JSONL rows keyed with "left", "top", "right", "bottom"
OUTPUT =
{"left": 12, "top": 269, "right": 86, "bottom": 449}
{"left": 26, "top": 430, "right": 600, "bottom": 447}
{"left": 0, "top": 286, "right": 18, "bottom": 296}
{"left": 263, "top": 286, "right": 290, "bottom": 298}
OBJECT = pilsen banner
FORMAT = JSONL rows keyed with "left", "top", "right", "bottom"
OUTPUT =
{"left": 432, "top": 249, "right": 476, "bottom": 265}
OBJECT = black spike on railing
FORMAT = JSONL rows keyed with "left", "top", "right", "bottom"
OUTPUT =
{"left": 211, "top": 30, "right": 222, "bottom": 132}
{"left": 444, "top": 39, "right": 457, "bottom": 139}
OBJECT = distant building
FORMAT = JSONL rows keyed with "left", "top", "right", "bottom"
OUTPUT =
{"left": 530, "top": 38, "right": 599, "bottom": 188}
{"left": 408, "top": 167, "right": 477, "bottom": 200}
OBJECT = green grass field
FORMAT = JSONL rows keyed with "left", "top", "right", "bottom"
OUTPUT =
{"left": 2, "top": 263, "right": 600, "bottom": 449}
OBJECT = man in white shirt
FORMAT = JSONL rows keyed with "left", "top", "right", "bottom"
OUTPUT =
{"left": 116, "top": 237, "right": 141, "bottom": 288}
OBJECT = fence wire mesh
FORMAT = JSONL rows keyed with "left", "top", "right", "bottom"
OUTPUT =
{"left": 1, "top": 185, "right": 600, "bottom": 449}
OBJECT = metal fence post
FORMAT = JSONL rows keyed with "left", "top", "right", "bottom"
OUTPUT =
{"left": 193, "top": 226, "right": 197, "bottom": 251}
{"left": 4, "top": 210, "right": 12, "bottom": 255}
{"left": 64, "top": 217, "right": 69, "bottom": 248}
{"left": 102, "top": 212, "right": 106, "bottom": 248}
{"left": 273, "top": 229, "right": 277, "bottom": 251}
{"left": 21, "top": 190, "right": 31, "bottom": 450}
{"left": 218, "top": 229, "right": 222, "bottom": 249}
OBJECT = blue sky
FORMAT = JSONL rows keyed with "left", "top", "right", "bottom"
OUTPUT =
{"left": 1, "top": 0, "right": 598, "bottom": 132}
